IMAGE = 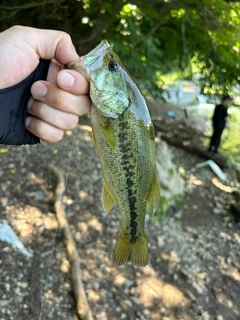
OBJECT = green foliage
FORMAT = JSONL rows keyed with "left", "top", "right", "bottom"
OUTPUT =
{"left": 168, "top": 168, "right": 174, "bottom": 177}
{"left": 158, "top": 196, "right": 170, "bottom": 215}
{"left": 1, "top": 0, "right": 240, "bottom": 97}
{"left": 174, "top": 220, "right": 182, "bottom": 226}
{"left": 220, "top": 110, "right": 240, "bottom": 161}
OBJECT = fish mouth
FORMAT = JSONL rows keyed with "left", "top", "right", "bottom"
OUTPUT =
{"left": 84, "top": 40, "right": 110, "bottom": 64}
{"left": 67, "top": 40, "right": 110, "bottom": 78}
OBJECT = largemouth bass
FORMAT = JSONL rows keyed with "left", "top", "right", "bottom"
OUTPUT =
{"left": 68, "top": 41, "right": 160, "bottom": 267}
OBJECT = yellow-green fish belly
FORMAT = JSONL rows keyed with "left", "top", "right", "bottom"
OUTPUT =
{"left": 91, "top": 104, "right": 160, "bottom": 266}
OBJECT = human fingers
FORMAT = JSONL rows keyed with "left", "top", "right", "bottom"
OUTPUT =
{"left": 56, "top": 69, "right": 89, "bottom": 95}
{"left": 25, "top": 116, "right": 64, "bottom": 143}
{"left": 27, "top": 99, "right": 79, "bottom": 130}
{"left": 0, "top": 26, "right": 79, "bottom": 88}
{"left": 30, "top": 78, "right": 91, "bottom": 116}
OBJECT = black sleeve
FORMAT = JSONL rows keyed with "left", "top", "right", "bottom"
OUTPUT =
{"left": 0, "top": 59, "right": 50, "bottom": 145}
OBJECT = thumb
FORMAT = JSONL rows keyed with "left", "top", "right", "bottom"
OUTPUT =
{"left": 23, "top": 26, "right": 79, "bottom": 64}
{"left": 0, "top": 26, "right": 79, "bottom": 87}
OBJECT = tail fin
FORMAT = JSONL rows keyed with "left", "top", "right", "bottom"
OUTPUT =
{"left": 113, "top": 229, "right": 148, "bottom": 267}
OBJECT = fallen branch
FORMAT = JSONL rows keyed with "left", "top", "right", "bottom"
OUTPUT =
{"left": 153, "top": 125, "right": 227, "bottom": 169}
{"left": 48, "top": 164, "right": 93, "bottom": 320}
{"left": 152, "top": 118, "right": 204, "bottom": 140}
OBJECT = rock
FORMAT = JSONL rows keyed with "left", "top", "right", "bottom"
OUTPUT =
{"left": 28, "top": 191, "right": 46, "bottom": 202}
{"left": 92, "top": 281, "right": 100, "bottom": 290}
{"left": 18, "top": 282, "right": 28, "bottom": 289}
{"left": 131, "top": 296, "right": 141, "bottom": 305}
{"left": 220, "top": 232, "right": 232, "bottom": 241}
{"left": 74, "top": 231, "right": 81, "bottom": 241}
{"left": 216, "top": 316, "right": 224, "bottom": 320}
{"left": 0, "top": 300, "right": 9, "bottom": 307}
{"left": 169, "top": 250, "right": 180, "bottom": 262}
{"left": 198, "top": 272, "right": 208, "bottom": 280}
{"left": 0, "top": 197, "right": 8, "bottom": 207}
{"left": 143, "top": 309, "right": 150, "bottom": 316}
{"left": 5, "top": 283, "right": 10, "bottom": 291}
{"left": 222, "top": 216, "right": 231, "bottom": 223}
{"left": 192, "top": 282, "right": 204, "bottom": 294}
{"left": 213, "top": 207, "right": 222, "bottom": 214}
{"left": 226, "top": 256, "right": 232, "bottom": 265}
{"left": 173, "top": 274, "right": 179, "bottom": 280}
{"left": 157, "top": 235, "right": 164, "bottom": 247}
{"left": 155, "top": 137, "right": 184, "bottom": 214}
{"left": 124, "top": 279, "right": 134, "bottom": 289}
{"left": 27, "top": 171, "right": 37, "bottom": 181}
{"left": 14, "top": 287, "right": 21, "bottom": 296}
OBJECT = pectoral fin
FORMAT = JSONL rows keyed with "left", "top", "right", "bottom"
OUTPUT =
{"left": 147, "top": 170, "right": 161, "bottom": 215}
{"left": 101, "top": 121, "right": 115, "bottom": 149}
{"left": 102, "top": 180, "right": 116, "bottom": 213}
{"left": 92, "top": 130, "right": 98, "bottom": 156}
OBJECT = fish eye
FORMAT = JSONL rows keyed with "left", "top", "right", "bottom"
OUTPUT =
{"left": 108, "top": 61, "right": 119, "bottom": 72}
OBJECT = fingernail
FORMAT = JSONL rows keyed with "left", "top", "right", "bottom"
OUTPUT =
{"left": 32, "top": 82, "right": 48, "bottom": 98}
{"left": 57, "top": 71, "right": 75, "bottom": 88}
{"left": 25, "top": 116, "right": 33, "bottom": 128}
{"left": 28, "top": 97, "right": 34, "bottom": 110}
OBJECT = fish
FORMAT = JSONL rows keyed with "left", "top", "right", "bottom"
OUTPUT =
{"left": 68, "top": 41, "right": 160, "bottom": 267}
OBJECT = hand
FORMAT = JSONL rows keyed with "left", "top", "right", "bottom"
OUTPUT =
{"left": 0, "top": 25, "right": 91, "bottom": 143}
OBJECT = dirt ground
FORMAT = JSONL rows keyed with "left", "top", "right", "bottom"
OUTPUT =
{"left": 0, "top": 104, "right": 240, "bottom": 320}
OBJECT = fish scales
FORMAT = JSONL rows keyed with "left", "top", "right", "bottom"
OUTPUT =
{"left": 91, "top": 107, "right": 154, "bottom": 240}
{"left": 68, "top": 40, "right": 161, "bottom": 266}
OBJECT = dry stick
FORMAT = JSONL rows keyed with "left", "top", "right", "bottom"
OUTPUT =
{"left": 153, "top": 121, "right": 227, "bottom": 169}
{"left": 48, "top": 164, "right": 93, "bottom": 320}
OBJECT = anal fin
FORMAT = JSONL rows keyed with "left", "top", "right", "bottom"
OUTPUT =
{"left": 102, "top": 180, "right": 116, "bottom": 213}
